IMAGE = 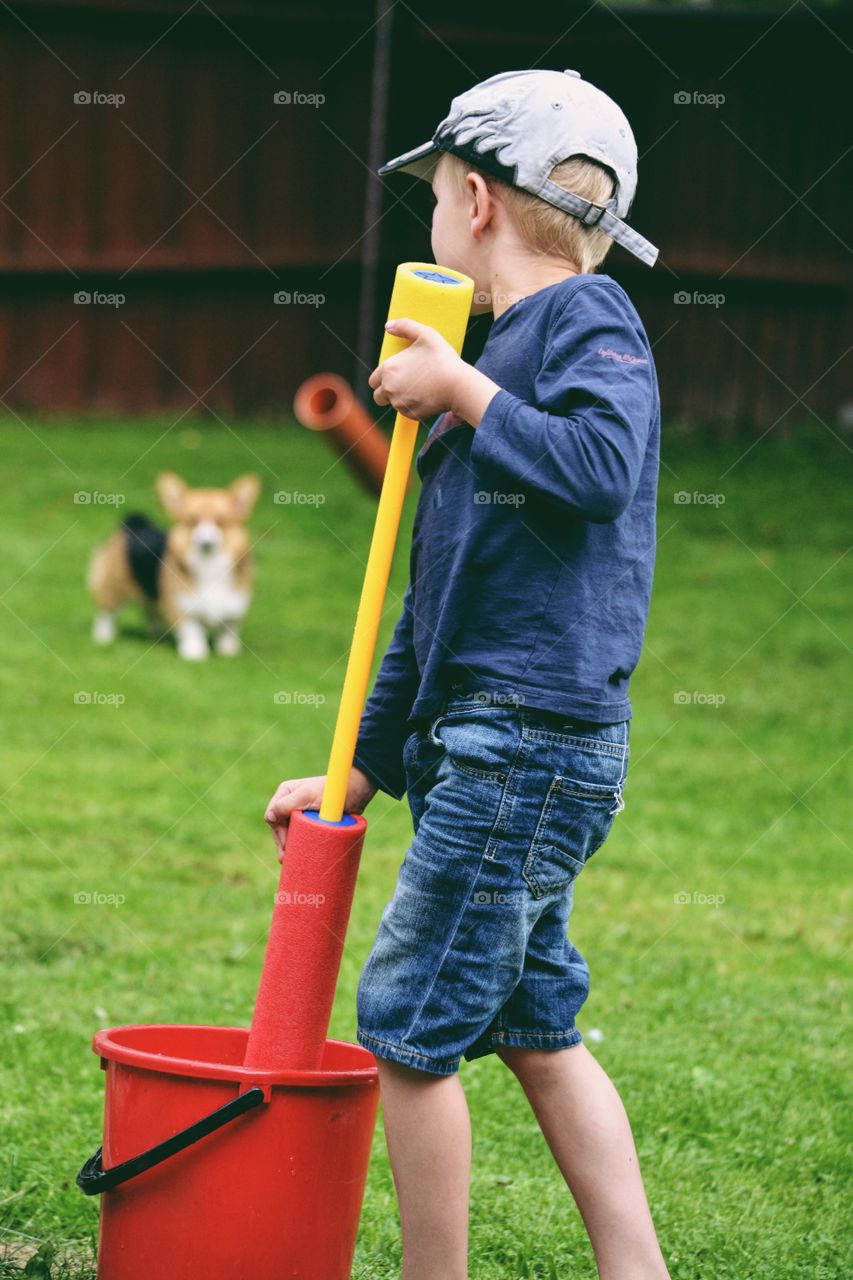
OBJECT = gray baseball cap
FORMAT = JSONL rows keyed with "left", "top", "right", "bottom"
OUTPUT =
{"left": 379, "top": 68, "right": 658, "bottom": 268}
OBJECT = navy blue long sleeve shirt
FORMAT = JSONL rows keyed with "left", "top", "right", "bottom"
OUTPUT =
{"left": 353, "top": 273, "right": 660, "bottom": 800}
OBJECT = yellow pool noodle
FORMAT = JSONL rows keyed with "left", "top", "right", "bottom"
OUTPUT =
{"left": 319, "top": 263, "right": 474, "bottom": 822}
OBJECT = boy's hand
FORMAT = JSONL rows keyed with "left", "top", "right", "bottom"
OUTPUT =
{"left": 264, "top": 767, "right": 377, "bottom": 862}
{"left": 370, "top": 318, "right": 462, "bottom": 419}
{"left": 369, "top": 318, "right": 500, "bottom": 426}
{"left": 366, "top": 317, "right": 494, "bottom": 427}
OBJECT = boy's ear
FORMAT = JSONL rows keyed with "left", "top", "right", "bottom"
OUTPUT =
{"left": 156, "top": 472, "right": 187, "bottom": 519}
{"left": 467, "top": 171, "right": 495, "bottom": 237}
{"left": 230, "top": 473, "right": 261, "bottom": 519}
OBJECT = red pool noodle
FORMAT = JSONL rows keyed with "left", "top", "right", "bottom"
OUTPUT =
{"left": 243, "top": 809, "right": 368, "bottom": 1071}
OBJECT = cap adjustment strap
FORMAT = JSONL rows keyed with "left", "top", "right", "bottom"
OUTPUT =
{"left": 578, "top": 200, "right": 607, "bottom": 227}
{"left": 539, "top": 177, "right": 659, "bottom": 267}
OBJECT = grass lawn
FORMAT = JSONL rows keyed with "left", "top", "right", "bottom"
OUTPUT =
{"left": 0, "top": 415, "right": 850, "bottom": 1278}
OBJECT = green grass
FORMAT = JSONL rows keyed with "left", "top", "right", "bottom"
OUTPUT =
{"left": 0, "top": 415, "right": 850, "bottom": 1278}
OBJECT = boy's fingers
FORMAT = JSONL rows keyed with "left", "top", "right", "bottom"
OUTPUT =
{"left": 264, "top": 781, "right": 299, "bottom": 824}
{"left": 265, "top": 805, "right": 289, "bottom": 859}
{"left": 384, "top": 316, "right": 426, "bottom": 341}
{"left": 264, "top": 777, "right": 325, "bottom": 863}
{"left": 269, "top": 822, "right": 286, "bottom": 860}
{"left": 264, "top": 779, "right": 323, "bottom": 824}
{"left": 265, "top": 802, "right": 295, "bottom": 826}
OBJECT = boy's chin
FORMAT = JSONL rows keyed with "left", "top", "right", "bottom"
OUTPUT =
{"left": 428, "top": 247, "right": 488, "bottom": 311}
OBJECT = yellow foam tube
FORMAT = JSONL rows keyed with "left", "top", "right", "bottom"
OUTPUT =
{"left": 320, "top": 264, "right": 474, "bottom": 822}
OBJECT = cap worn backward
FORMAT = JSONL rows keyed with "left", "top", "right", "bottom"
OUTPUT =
{"left": 378, "top": 68, "right": 658, "bottom": 268}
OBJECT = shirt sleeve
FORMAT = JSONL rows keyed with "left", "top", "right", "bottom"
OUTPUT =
{"left": 352, "top": 580, "right": 421, "bottom": 800}
{"left": 469, "top": 282, "right": 656, "bottom": 523}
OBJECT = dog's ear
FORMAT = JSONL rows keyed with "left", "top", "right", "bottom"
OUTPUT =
{"left": 156, "top": 472, "right": 187, "bottom": 518}
{"left": 229, "top": 474, "right": 261, "bottom": 520}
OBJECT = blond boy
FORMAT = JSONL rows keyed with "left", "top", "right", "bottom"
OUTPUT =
{"left": 267, "top": 69, "right": 668, "bottom": 1280}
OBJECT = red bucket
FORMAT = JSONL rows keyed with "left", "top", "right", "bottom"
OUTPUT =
{"left": 81, "top": 1023, "right": 378, "bottom": 1280}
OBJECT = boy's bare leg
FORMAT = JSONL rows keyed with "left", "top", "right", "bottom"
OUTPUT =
{"left": 376, "top": 1059, "right": 471, "bottom": 1280}
{"left": 496, "top": 1043, "right": 670, "bottom": 1280}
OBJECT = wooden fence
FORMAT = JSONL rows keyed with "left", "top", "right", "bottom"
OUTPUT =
{"left": 0, "top": 0, "right": 850, "bottom": 430}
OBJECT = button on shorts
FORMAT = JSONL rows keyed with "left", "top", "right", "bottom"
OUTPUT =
{"left": 356, "top": 692, "right": 630, "bottom": 1075}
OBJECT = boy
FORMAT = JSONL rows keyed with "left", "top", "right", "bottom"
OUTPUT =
{"left": 266, "top": 69, "right": 669, "bottom": 1280}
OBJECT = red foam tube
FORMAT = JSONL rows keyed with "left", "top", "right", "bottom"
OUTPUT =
{"left": 243, "top": 809, "right": 368, "bottom": 1071}
{"left": 293, "top": 373, "right": 395, "bottom": 497}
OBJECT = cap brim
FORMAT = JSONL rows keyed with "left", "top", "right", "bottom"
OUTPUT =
{"left": 378, "top": 140, "right": 440, "bottom": 180}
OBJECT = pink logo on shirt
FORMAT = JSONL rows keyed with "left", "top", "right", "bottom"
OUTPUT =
{"left": 597, "top": 346, "right": 648, "bottom": 366}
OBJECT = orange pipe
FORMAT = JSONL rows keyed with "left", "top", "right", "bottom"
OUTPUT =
{"left": 294, "top": 372, "right": 401, "bottom": 496}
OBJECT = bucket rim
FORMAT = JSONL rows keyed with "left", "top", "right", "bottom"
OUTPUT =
{"left": 93, "top": 1024, "right": 378, "bottom": 1087}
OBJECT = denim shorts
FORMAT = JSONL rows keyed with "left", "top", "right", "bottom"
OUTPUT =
{"left": 356, "top": 691, "right": 629, "bottom": 1076}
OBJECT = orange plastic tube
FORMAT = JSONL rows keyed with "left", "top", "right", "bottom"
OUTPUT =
{"left": 294, "top": 373, "right": 393, "bottom": 496}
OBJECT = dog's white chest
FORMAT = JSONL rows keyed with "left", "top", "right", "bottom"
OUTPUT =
{"left": 179, "top": 553, "right": 249, "bottom": 626}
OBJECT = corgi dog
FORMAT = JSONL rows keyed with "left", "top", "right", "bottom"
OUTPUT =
{"left": 88, "top": 472, "right": 261, "bottom": 660}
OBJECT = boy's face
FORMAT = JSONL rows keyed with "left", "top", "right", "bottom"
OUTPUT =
{"left": 429, "top": 156, "right": 489, "bottom": 309}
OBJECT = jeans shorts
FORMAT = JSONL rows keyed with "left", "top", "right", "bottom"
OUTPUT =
{"left": 356, "top": 691, "right": 630, "bottom": 1076}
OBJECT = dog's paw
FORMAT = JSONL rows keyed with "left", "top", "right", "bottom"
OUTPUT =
{"left": 92, "top": 613, "right": 116, "bottom": 645}
{"left": 176, "top": 621, "right": 209, "bottom": 660}
{"left": 178, "top": 640, "right": 209, "bottom": 661}
{"left": 215, "top": 629, "right": 241, "bottom": 657}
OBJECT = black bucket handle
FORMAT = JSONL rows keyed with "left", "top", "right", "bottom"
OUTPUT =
{"left": 77, "top": 1086, "right": 265, "bottom": 1196}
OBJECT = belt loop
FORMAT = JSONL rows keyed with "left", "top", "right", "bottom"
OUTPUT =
{"left": 609, "top": 729, "right": 629, "bottom": 816}
{"left": 609, "top": 782, "right": 625, "bottom": 817}
{"left": 428, "top": 711, "right": 446, "bottom": 747}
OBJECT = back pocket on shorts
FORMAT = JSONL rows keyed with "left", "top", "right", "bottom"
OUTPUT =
{"left": 522, "top": 775, "right": 620, "bottom": 899}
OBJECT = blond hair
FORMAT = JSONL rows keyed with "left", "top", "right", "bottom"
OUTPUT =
{"left": 440, "top": 151, "right": 616, "bottom": 275}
